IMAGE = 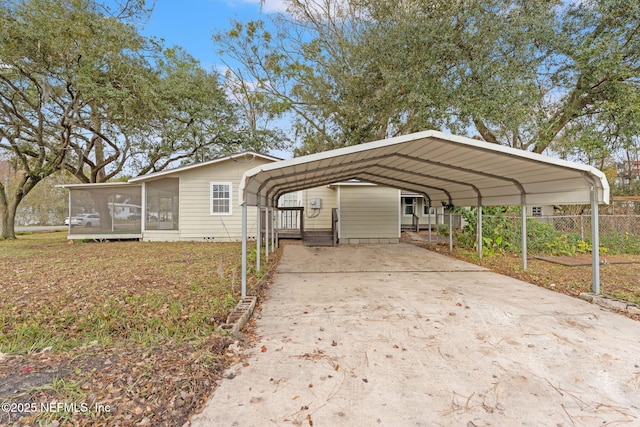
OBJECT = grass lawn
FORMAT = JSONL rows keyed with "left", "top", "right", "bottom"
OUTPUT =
{"left": 0, "top": 231, "right": 276, "bottom": 426}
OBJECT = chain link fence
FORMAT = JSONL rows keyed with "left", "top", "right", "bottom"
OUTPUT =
{"left": 546, "top": 215, "right": 640, "bottom": 239}
{"left": 481, "top": 214, "right": 640, "bottom": 254}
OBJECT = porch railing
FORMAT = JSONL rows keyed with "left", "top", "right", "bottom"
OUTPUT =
{"left": 277, "top": 206, "right": 304, "bottom": 238}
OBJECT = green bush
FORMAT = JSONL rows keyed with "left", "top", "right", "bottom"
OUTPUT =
{"left": 452, "top": 207, "right": 640, "bottom": 256}
{"left": 599, "top": 232, "right": 640, "bottom": 255}
{"left": 525, "top": 219, "right": 560, "bottom": 253}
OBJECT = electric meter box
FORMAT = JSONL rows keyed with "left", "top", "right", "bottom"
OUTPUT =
{"left": 309, "top": 198, "right": 322, "bottom": 209}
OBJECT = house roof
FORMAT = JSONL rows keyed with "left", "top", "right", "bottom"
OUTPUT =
{"left": 240, "top": 130, "right": 610, "bottom": 208}
{"left": 58, "top": 152, "right": 281, "bottom": 189}
{"left": 56, "top": 181, "right": 135, "bottom": 189}
{"left": 129, "top": 151, "right": 281, "bottom": 183}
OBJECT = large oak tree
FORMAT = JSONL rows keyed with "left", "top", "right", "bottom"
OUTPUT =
{"left": 0, "top": 0, "right": 270, "bottom": 239}
{"left": 215, "top": 0, "right": 640, "bottom": 163}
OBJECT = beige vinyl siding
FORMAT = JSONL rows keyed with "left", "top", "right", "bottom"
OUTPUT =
{"left": 301, "top": 186, "right": 337, "bottom": 229}
{"left": 175, "top": 157, "right": 272, "bottom": 242}
{"left": 339, "top": 186, "right": 400, "bottom": 243}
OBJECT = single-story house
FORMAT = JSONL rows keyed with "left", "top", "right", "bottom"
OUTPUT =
{"left": 60, "top": 129, "right": 610, "bottom": 293}
{"left": 59, "top": 151, "right": 401, "bottom": 245}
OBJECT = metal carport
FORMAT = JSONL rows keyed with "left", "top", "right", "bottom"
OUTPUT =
{"left": 239, "top": 130, "right": 609, "bottom": 295}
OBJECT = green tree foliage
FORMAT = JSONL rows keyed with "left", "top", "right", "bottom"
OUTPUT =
{"left": 215, "top": 0, "right": 640, "bottom": 159}
{"left": 0, "top": 0, "right": 266, "bottom": 238}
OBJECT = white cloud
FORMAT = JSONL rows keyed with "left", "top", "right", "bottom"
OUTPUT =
{"left": 237, "top": 0, "right": 289, "bottom": 13}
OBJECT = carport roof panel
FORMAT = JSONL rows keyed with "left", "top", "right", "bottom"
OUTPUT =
{"left": 240, "top": 130, "right": 609, "bottom": 207}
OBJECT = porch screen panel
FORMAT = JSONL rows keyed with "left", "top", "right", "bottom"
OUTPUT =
{"left": 145, "top": 178, "right": 179, "bottom": 230}
{"left": 68, "top": 186, "right": 142, "bottom": 235}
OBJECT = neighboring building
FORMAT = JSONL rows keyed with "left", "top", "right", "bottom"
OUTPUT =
{"left": 59, "top": 152, "right": 401, "bottom": 244}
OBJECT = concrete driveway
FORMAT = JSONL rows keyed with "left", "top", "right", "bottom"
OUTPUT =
{"left": 191, "top": 243, "right": 640, "bottom": 426}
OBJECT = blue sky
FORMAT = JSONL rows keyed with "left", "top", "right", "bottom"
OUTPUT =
{"left": 139, "top": 0, "right": 287, "bottom": 70}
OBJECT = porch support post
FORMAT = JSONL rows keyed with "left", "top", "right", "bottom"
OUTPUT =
{"left": 449, "top": 210, "right": 453, "bottom": 251}
{"left": 67, "top": 191, "right": 72, "bottom": 234}
{"left": 591, "top": 185, "right": 601, "bottom": 294}
{"left": 141, "top": 183, "right": 146, "bottom": 233}
{"left": 256, "top": 204, "right": 261, "bottom": 272}
{"left": 521, "top": 194, "right": 527, "bottom": 271}
{"left": 241, "top": 202, "right": 248, "bottom": 297}
{"left": 265, "top": 207, "right": 270, "bottom": 262}
{"left": 477, "top": 204, "right": 483, "bottom": 259}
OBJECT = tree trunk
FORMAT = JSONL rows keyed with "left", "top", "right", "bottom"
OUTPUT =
{"left": 0, "top": 191, "right": 18, "bottom": 240}
{"left": 0, "top": 170, "right": 44, "bottom": 239}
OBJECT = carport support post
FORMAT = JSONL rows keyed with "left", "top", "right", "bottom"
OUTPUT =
{"left": 241, "top": 202, "right": 247, "bottom": 297}
{"left": 272, "top": 208, "right": 276, "bottom": 250}
{"left": 427, "top": 202, "right": 432, "bottom": 244}
{"left": 256, "top": 205, "right": 261, "bottom": 272}
{"left": 521, "top": 195, "right": 527, "bottom": 271}
{"left": 265, "top": 208, "right": 270, "bottom": 262}
{"left": 449, "top": 211, "right": 453, "bottom": 251}
{"left": 477, "top": 204, "right": 483, "bottom": 259}
{"left": 591, "top": 186, "right": 601, "bottom": 294}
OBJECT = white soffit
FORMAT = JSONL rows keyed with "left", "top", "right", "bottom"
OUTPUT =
{"left": 240, "top": 130, "right": 610, "bottom": 208}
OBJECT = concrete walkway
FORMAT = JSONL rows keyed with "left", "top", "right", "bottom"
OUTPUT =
{"left": 191, "top": 243, "right": 640, "bottom": 426}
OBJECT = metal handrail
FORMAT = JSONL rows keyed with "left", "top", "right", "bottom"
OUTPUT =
{"left": 412, "top": 213, "right": 419, "bottom": 232}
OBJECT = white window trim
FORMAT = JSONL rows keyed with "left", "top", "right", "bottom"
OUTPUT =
{"left": 210, "top": 182, "right": 233, "bottom": 216}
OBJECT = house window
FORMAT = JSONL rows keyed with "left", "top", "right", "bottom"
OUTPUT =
{"left": 211, "top": 182, "right": 232, "bottom": 215}
{"left": 423, "top": 205, "right": 435, "bottom": 215}
{"left": 403, "top": 197, "right": 415, "bottom": 215}
{"left": 532, "top": 206, "right": 542, "bottom": 217}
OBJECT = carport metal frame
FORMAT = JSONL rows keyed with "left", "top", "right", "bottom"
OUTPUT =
{"left": 238, "top": 130, "right": 609, "bottom": 297}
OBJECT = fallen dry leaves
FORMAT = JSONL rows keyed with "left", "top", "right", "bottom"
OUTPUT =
{"left": 424, "top": 241, "right": 640, "bottom": 309}
{"left": 0, "top": 232, "right": 276, "bottom": 426}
